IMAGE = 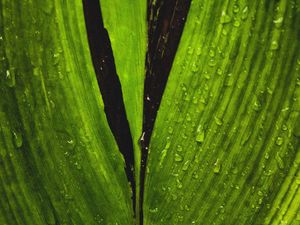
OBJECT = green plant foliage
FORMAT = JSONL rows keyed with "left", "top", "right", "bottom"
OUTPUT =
{"left": 100, "top": 0, "right": 147, "bottom": 175}
{"left": 144, "top": 0, "right": 300, "bottom": 224}
{"left": 1, "top": 0, "right": 300, "bottom": 225}
{"left": 0, "top": 1, "right": 133, "bottom": 224}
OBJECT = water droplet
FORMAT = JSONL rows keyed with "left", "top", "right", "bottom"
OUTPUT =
{"left": 222, "top": 29, "right": 228, "bottom": 36}
{"left": 33, "top": 67, "right": 41, "bottom": 76}
{"left": 233, "top": 4, "right": 240, "bottom": 13}
{"left": 176, "top": 178, "right": 183, "bottom": 189}
{"left": 281, "top": 124, "right": 288, "bottom": 131}
{"left": 217, "top": 68, "right": 223, "bottom": 75}
{"left": 209, "top": 49, "right": 215, "bottom": 57}
{"left": 159, "top": 149, "right": 167, "bottom": 167}
{"left": 203, "top": 72, "right": 211, "bottom": 79}
{"left": 74, "top": 161, "right": 82, "bottom": 170}
{"left": 241, "top": 6, "right": 249, "bottom": 20}
{"left": 192, "top": 96, "right": 198, "bottom": 104}
{"left": 187, "top": 46, "right": 193, "bottom": 55}
{"left": 177, "top": 145, "right": 183, "bottom": 152}
{"left": 168, "top": 126, "right": 173, "bottom": 134}
{"left": 196, "top": 47, "right": 202, "bottom": 56}
{"left": 275, "top": 153, "right": 284, "bottom": 169}
{"left": 149, "top": 207, "right": 158, "bottom": 213}
{"left": 273, "top": 17, "right": 283, "bottom": 28}
{"left": 175, "top": 153, "right": 183, "bottom": 162}
{"left": 177, "top": 214, "right": 184, "bottom": 221}
{"left": 5, "top": 69, "right": 16, "bottom": 87}
{"left": 53, "top": 52, "right": 61, "bottom": 65}
{"left": 214, "top": 116, "right": 223, "bottom": 126}
{"left": 225, "top": 73, "right": 234, "bottom": 86}
{"left": 181, "top": 83, "right": 187, "bottom": 92}
{"left": 195, "top": 129, "right": 205, "bottom": 143}
{"left": 214, "top": 159, "right": 222, "bottom": 174}
{"left": 264, "top": 153, "right": 270, "bottom": 159}
{"left": 270, "top": 41, "right": 279, "bottom": 50}
{"left": 186, "top": 113, "right": 192, "bottom": 121}
{"left": 220, "top": 12, "right": 232, "bottom": 24}
{"left": 12, "top": 130, "right": 23, "bottom": 148}
{"left": 253, "top": 101, "right": 262, "bottom": 111}
{"left": 182, "top": 160, "right": 190, "bottom": 171}
{"left": 208, "top": 59, "right": 217, "bottom": 67}
{"left": 275, "top": 136, "right": 283, "bottom": 146}
{"left": 233, "top": 20, "right": 241, "bottom": 27}
{"left": 192, "top": 172, "right": 199, "bottom": 179}
{"left": 192, "top": 63, "right": 199, "bottom": 72}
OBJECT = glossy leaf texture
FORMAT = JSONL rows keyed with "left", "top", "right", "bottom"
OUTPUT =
{"left": 0, "top": 1, "right": 133, "bottom": 224}
{"left": 100, "top": 0, "right": 147, "bottom": 190}
{"left": 144, "top": 0, "right": 300, "bottom": 224}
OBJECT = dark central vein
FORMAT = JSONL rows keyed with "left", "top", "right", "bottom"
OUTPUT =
{"left": 82, "top": 0, "right": 136, "bottom": 217}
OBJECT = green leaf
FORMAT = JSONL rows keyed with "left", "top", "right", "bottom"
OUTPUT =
{"left": 0, "top": 1, "right": 133, "bottom": 224}
{"left": 100, "top": 1, "right": 147, "bottom": 217}
{"left": 144, "top": 0, "right": 300, "bottom": 224}
{"left": 100, "top": 0, "right": 147, "bottom": 170}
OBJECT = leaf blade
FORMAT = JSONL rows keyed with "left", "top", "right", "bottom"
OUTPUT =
{"left": 0, "top": 1, "right": 133, "bottom": 224}
{"left": 144, "top": 0, "right": 300, "bottom": 224}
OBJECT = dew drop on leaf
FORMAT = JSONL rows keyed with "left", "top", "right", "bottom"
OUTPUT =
{"left": 176, "top": 178, "right": 183, "bottom": 189}
{"left": 12, "top": 130, "right": 23, "bottom": 148}
{"left": 175, "top": 153, "right": 183, "bottom": 162}
{"left": 159, "top": 149, "right": 167, "bottom": 167}
{"left": 217, "top": 68, "right": 223, "bottom": 75}
{"left": 233, "top": 4, "right": 240, "bottom": 13}
{"left": 208, "top": 59, "right": 217, "bottom": 67}
{"left": 33, "top": 67, "right": 41, "bottom": 76}
{"left": 192, "top": 172, "right": 199, "bottom": 179}
{"left": 275, "top": 153, "right": 284, "bottom": 169}
{"left": 176, "top": 145, "right": 183, "bottom": 152}
{"left": 196, "top": 47, "right": 202, "bottom": 56}
{"left": 241, "top": 6, "right": 249, "bottom": 20}
{"left": 195, "top": 129, "right": 205, "bottom": 143}
{"left": 214, "top": 159, "right": 222, "bottom": 174}
{"left": 186, "top": 113, "right": 192, "bottom": 121}
{"left": 149, "top": 207, "right": 158, "bottom": 213}
{"left": 275, "top": 136, "right": 283, "bottom": 146}
{"left": 220, "top": 12, "right": 231, "bottom": 24}
{"left": 264, "top": 152, "right": 270, "bottom": 160}
{"left": 192, "top": 63, "right": 199, "bottom": 72}
{"left": 5, "top": 69, "right": 16, "bottom": 87}
{"left": 74, "top": 161, "right": 82, "bottom": 170}
{"left": 281, "top": 124, "right": 288, "bottom": 131}
{"left": 182, "top": 160, "right": 190, "bottom": 171}
{"left": 168, "top": 126, "right": 174, "bottom": 134}
{"left": 233, "top": 20, "right": 241, "bottom": 27}
{"left": 187, "top": 46, "right": 193, "bottom": 55}
{"left": 214, "top": 116, "right": 223, "bottom": 126}
{"left": 270, "top": 41, "right": 279, "bottom": 50}
{"left": 273, "top": 17, "right": 283, "bottom": 28}
{"left": 209, "top": 49, "right": 215, "bottom": 57}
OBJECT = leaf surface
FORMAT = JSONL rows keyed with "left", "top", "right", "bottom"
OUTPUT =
{"left": 0, "top": 1, "right": 133, "bottom": 224}
{"left": 144, "top": 0, "right": 300, "bottom": 224}
{"left": 100, "top": 0, "right": 147, "bottom": 187}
